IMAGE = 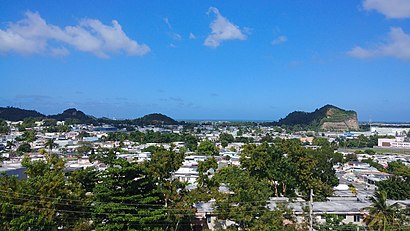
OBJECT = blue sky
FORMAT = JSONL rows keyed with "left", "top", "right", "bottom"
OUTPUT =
{"left": 1, "top": 0, "right": 410, "bottom": 121}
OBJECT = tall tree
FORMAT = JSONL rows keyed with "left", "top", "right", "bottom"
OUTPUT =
{"left": 197, "top": 140, "right": 218, "bottom": 156}
{"left": 240, "top": 142, "right": 288, "bottom": 196}
{"left": 364, "top": 191, "right": 399, "bottom": 231}
{"left": 376, "top": 176, "right": 410, "bottom": 200}
{"left": 147, "top": 147, "right": 195, "bottom": 230}
{"left": 45, "top": 138, "right": 57, "bottom": 153}
{"left": 16, "top": 142, "right": 31, "bottom": 153}
{"left": 219, "top": 133, "right": 234, "bottom": 148}
{"left": 92, "top": 158, "right": 166, "bottom": 230}
{"left": 214, "top": 166, "right": 295, "bottom": 230}
{"left": 0, "top": 155, "right": 90, "bottom": 230}
{"left": 0, "top": 120, "right": 9, "bottom": 134}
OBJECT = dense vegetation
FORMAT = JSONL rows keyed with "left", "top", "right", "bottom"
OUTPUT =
{"left": 336, "top": 135, "right": 379, "bottom": 148}
{"left": 104, "top": 131, "right": 199, "bottom": 151}
{"left": 0, "top": 120, "right": 9, "bottom": 134}
{"left": 377, "top": 161, "right": 410, "bottom": 200}
{"left": 0, "top": 148, "right": 194, "bottom": 230}
{"left": 0, "top": 107, "right": 45, "bottom": 121}
{"left": 0, "top": 139, "right": 348, "bottom": 230}
{"left": 138, "top": 113, "right": 179, "bottom": 125}
{"left": 49, "top": 108, "right": 97, "bottom": 125}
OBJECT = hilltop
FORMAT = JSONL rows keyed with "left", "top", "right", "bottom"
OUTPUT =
{"left": 137, "top": 113, "right": 179, "bottom": 125}
{"left": 49, "top": 108, "right": 97, "bottom": 124}
{"left": 0, "top": 107, "right": 179, "bottom": 126}
{"left": 0, "top": 107, "right": 45, "bottom": 121}
{"left": 277, "top": 105, "right": 359, "bottom": 131}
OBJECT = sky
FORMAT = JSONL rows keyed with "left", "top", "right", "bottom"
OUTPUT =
{"left": 1, "top": 0, "right": 410, "bottom": 122}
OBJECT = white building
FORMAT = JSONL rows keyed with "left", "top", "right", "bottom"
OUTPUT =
{"left": 371, "top": 126, "right": 410, "bottom": 136}
{"left": 378, "top": 137, "right": 410, "bottom": 149}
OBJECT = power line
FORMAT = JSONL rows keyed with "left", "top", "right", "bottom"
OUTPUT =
{"left": 0, "top": 189, "right": 165, "bottom": 207}
{"left": 0, "top": 196, "right": 281, "bottom": 217}
{"left": 0, "top": 188, "right": 278, "bottom": 207}
{"left": 1, "top": 203, "right": 188, "bottom": 217}
{"left": 0, "top": 211, "right": 196, "bottom": 227}
{"left": 0, "top": 193, "right": 195, "bottom": 212}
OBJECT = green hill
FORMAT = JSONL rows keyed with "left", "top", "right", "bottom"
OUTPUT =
{"left": 0, "top": 107, "right": 45, "bottom": 121}
{"left": 136, "top": 113, "right": 179, "bottom": 125}
{"left": 0, "top": 106, "right": 179, "bottom": 126}
{"left": 49, "top": 108, "right": 97, "bottom": 124}
{"left": 277, "top": 105, "right": 359, "bottom": 131}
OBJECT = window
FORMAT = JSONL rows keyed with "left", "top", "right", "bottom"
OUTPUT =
{"left": 354, "top": 215, "right": 361, "bottom": 222}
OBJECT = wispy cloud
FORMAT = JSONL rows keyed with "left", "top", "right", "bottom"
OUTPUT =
{"left": 189, "top": 32, "right": 196, "bottom": 40}
{"left": 163, "top": 17, "right": 182, "bottom": 42}
{"left": 49, "top": 47, "right": 70, "bottom": 57}
{"left": 204, "top": 7, "right": 247, "bottom": 48}
{"left": 163, "top": 17, "right": 173, "bottom": 30}
{"left": 271, "top": 35, "right": 287, "bottom": 46}
{"left": 363, "top": 0, "right": 410, "bottom": 19}
{"left": 0, "top": 11, "right": 150, "bottom": 58}
{"left": 348, "top": 27, "right": 410, "bottom": 60}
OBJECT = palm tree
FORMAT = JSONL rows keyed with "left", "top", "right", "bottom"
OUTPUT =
{"left": 364, "top": 190, "right": 399, "bottom": 231}
{"left": 45, "top": 138, "right": 57, "bottom": 153}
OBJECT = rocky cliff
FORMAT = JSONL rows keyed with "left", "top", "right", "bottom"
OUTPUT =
{"left": 319, "top": 107, "right": 359, "bottom": 131}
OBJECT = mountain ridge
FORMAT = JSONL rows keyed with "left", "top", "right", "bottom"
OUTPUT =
{"left": 0, "top": 107, "right": 179, "bottom": 126}
{"left": 0, "top": 107, "right": 45, "bottom": 121}
{"left": 0, "top": 105, "right": 359, "bottom": 130}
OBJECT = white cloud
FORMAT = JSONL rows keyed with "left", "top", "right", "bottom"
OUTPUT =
{"left": 347, "top": 27, "right": 410, "bottom": 60}
{"left": 189, "top": 32, "right": 196, "bottom": 40}
{"left": 271, "top": 35, "right": 287, "bottom": 45}
{"left": 163, "top": 17, "right": 172, "bottom": 30}
{"left": 163, "top": 17, "right": 182, "bottom": 41}
{"left": 50, "top": 47, "right": 70, "bottom": 57}
{"left": 347, "top": 47, "right": 374, "bottom": 59}
{"left": 0, "top": 11, "right": 150, "bottom": 57}
{"left": 363, "top": 0, "right": 410, "bottom": 18}
{"left": 170, "top": 32, "right": 182, "bottom": 41}
{"left": 204, "top": 7, "right": 247, "bottom": 48}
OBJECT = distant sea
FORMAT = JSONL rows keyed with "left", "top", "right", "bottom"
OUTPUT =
{"left": 177, "top": 119, "right": 275, "bottom": 122}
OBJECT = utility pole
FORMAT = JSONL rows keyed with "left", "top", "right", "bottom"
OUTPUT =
{"left": 309, "top": 189, "right": 313, "bottom": 231}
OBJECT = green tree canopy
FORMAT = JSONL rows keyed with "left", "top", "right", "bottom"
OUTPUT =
{"left": 16, "top": 142, "right": 31, "bottom": 153}
{"left": 92, "top": 159, "right": 166, "bottom": 230}
{"left": 0, "top": 155, "right": 90, "bottom": 230}
{"left": 0, "top": 120, "right": 10, "bottom": 134}
{"left": 197, "top": 140, "right": 219, "bottom": 156}
{"left": 214, "top": 166, "right": 295, "bottom": 230}
{"left": 219, "top": 133, "right": 234, "bottom": 148}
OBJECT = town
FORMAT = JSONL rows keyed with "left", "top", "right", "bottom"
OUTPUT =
{"left": 0, "top": 106, "right": 409, "bottom": 230}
